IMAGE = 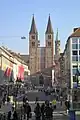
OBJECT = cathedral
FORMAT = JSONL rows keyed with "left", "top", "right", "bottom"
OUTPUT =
{"left": 21, "top": 15, "right": 61, "bottom": 75}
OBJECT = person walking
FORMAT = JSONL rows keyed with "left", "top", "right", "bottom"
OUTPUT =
{"left": 52, "top": 99, "right": 57, "bottom": 110}
{"left": 34, "top": 103, "right": 41, "bottom": 120}
{"left": 44, "top": 102, "right": 53, "bottom": 120}
{"left": 41, "top": 103, "right": 45, "bottom": 120}
{"left": 35, "top": 97, "right": 39, "bottom": 104}
{"left": 13, "top": 110, "right": 18, "bottom": 120}
{"left": 26, "top": 101, "right": 32, "bottom": 120}
{"left": 65, "top": 99, "right": 70, "bottom": 114}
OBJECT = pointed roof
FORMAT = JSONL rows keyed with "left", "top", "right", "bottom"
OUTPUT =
{"left": 56, "top": 28, "right": 58, "bottom": 41}
{"left": 29, "top": 15, "right": 38, "bottom": 34}
{"left": 45, "top": 15, "right": 53, "bottom": 34}
{"left": 69, "top": 27, "right": 80, "bottom": 37}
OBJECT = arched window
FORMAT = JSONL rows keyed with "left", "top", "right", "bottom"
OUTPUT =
{"left": 48, "top": 35, "right": 51, "bottom": 39}
{"left": 48, "top": 42, "right": 51, "bottom": 46}
{"left": 32, "top": 35, "right": 35, "bottom": 39}
{"left": 32, "top": 42, "right": 35, "bottom": 46}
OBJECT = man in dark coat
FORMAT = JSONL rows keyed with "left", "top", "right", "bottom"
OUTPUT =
{"left": 26, "top": 102, "right": 32, "bottom": 120}
{"left": 44, "top": 102, "right": 53, "bottom": 120}
{"left": 34, "top": 103, "right": 41, "bottom": 120}
{"left": 41, "top": 103, "right": 45, "bottom": 120}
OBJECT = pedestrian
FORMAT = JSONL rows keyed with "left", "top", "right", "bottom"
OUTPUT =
{"left": 35, "top": 97, "right": 39, "bottom": 104}
{"left": 52, "top": 99, "right": 57, "bottom": 110}
{"left": 34, "top": 103, "right": 41, "bottom": 120}
{"left": 11, "top": 107, "right": 14, "bottom": 120}
{"left": 60, "top": 96, "right": 63, "bottom": 106}
{"left": 13, "top": 110, "right": 18, "bottom": 120}
{"left": 2, "top": 94, "right": 6, "bottom": 104}
{"left": 7, "top": 111, "right": 11, "bottom": 120}
{"left": 65, "top": 100, "right": 70, "bottom": 114}
{"left": 41, "top": 103, "right": 45, "bottom": 120}
{"left": 26, "top": 101, "right": 32, "bottom": 120}
{"left": 44, "top": 102, "right": 53, "bottom": 120}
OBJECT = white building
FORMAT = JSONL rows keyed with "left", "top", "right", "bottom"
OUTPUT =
{"left": 0, "top": 46, "right": 30, "bottom": 84}
{"left": 64, "top": 28, "right": 80, "bottom": 88}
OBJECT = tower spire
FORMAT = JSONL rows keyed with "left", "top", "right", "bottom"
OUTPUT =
{"left": 56, "top": 28, "right": 58, "bottom": 41}
{"left": 29, "top": 15, "right": 38, "bottom": 34}
{"left": 45, "top": 15, "right": 53, "bottom": 34}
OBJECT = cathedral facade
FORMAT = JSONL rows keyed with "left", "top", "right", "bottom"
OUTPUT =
{"left": 29, "top": 15, "right": 54, "bottom": 74}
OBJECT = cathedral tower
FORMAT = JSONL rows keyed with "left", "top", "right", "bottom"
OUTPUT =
{"left": 45, "top": 15, "right": 54, "bottom": 68}
{"left": 29, "top": 15, "right": 38, "bottom": 74}
{"left": 55, "top": 29, "right": 61, "bottom": 55}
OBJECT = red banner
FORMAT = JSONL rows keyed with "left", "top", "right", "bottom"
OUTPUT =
{"left": 4, "top": 67, "right": 11, "bottom": 77}
{"left": 17, "top": 65, "right": 24, "bottom": 80}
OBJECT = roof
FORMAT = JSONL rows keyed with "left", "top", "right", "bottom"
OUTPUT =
{"left": 69, "top": 27, "right": 80, "bottom": 38}
{"left": 20, "top": 55, "right": 29, "bottom": 63}
{"left": 2, "top": 47, "right": 28, "bottom": 65}
{"left": 45, "top": 15, "right": 53, "bottom": 34}
{"left": 64, "top": 27, "right": 80, "bottom": 54}
{"left": 29, "top": 15, "right": 38, "bottom": 34}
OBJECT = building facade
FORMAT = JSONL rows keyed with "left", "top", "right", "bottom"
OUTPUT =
{"left": 29, "top": 15, "right": 54, "bottom": 74}
{"left": 0, "top": 46, "right": 30, "bottom": 84}
{"left": 64, "top": 28, "right": 80, "bottom": 88}
{"left": 59, "top": 53, "right": 65, "bottom": 86}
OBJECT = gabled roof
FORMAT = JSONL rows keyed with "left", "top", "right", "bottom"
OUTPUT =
{"left": 29, "top": 15, "right": 38, "bottom": 34}
{"left": 69, "top": 27, "right": 80, "bottom": 37}
{"left": 45, "top": 15, "right": 53, "bottom": 34}
{"left": 20, "top": 54, "right": 29, "bottom": 63}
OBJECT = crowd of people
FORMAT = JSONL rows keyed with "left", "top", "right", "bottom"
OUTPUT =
{"left": 23, "top": 97, "right": 56, "bottom": 120}
{"left": 0, "top": 84, "right": 71, "bottom": 120}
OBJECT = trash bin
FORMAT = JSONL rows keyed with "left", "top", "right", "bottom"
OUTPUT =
{"left": 69, "top": 109, "right": 76, "bottom": 120}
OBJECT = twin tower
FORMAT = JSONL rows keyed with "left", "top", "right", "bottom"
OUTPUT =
{"left": 29, "top": 15, "right": 60, "bottom": 74}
